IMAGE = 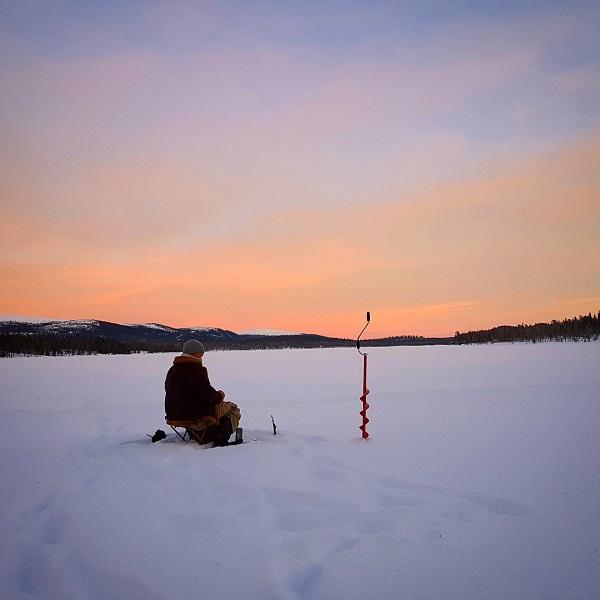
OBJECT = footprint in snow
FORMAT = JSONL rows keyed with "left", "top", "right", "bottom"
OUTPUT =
{"left": 463, "top": 492, "right": 531, "bottom": 516}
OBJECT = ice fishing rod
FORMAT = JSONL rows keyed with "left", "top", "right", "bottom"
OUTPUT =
{"left": 356, "top": 311, "right": 371, "bottom": 439}
{"left": 271, "top": 415, "right": 277, "bottom": 435}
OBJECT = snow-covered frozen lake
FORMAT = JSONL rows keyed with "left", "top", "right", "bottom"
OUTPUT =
{"left": 1, "top": 343, "right": 599, "bottom": 600}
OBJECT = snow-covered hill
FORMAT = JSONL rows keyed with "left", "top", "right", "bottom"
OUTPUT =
{"left": 1, "top": 343, "right": 599, "bottom": 599}
{"left": 0, "top": 318, "right": 239, "bottom": 343}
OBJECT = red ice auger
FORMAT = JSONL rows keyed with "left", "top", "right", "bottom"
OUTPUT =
{"left": 356, "top": 311, "right": 371, "bottom": 439}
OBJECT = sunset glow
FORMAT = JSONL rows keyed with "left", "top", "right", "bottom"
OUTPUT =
{"left": 1, "top": 2, "right": 599, "bottom": 337}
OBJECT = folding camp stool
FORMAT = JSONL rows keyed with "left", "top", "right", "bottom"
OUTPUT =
{"left": 165, "top": 418, "right": 218, "bottom": 444}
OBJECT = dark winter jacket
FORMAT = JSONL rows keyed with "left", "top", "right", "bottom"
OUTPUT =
{"left": 164, "top": 355, "right": 222, "bottom": 421}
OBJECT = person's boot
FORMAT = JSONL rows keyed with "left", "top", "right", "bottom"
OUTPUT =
{"left": 214, "top": 416, "right": 233, "bottom": 447}
{"left": 234, "top": 427, "right": 243, "bottom": 444}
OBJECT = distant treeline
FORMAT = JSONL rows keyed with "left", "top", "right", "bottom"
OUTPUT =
{"left": 360, "top": 335, "right": 453, "bottom": 346}
{"left": 0, "top": 334, "right": 180, "bottom": 357}
{"left": 454, "top": 312, "right": 600, "bottom": 344}
{"left": 0, "top": 334, "right": 360, "bottom": 357}
{"left": 0, "top": 332, "right": 449, "bottom": 357}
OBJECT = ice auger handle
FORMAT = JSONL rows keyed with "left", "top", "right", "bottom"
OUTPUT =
{"left": 356, "top": 311, "right": 371, "bottom": 356}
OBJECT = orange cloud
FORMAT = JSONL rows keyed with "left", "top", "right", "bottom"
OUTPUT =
{"left": 2, "top": 129, "right": 599, "bottom": 336}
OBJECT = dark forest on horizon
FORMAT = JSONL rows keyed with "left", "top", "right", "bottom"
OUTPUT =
{"left": 1, "top": 312, "right": 598, "bottom": 357}
{"left": 453, "top": 311, "right": 599, "bottom": 345}
{"left": 0, "top": 332, "right": 444, "bottom": 357}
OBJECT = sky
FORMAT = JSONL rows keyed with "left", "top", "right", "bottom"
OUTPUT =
{"left": 1, "top": 1, "right": 599, "bottom": 337}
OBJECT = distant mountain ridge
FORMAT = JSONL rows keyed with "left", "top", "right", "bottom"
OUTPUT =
{"left": 0, "top": 319, "right": 240, "bottom": 343}
{"left": 0, "top": 318, "right": 449, "bottom": 356}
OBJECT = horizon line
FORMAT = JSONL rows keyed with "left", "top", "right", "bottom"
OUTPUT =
{"left": 2, "top": 310, "right": 597, "bottom": 339}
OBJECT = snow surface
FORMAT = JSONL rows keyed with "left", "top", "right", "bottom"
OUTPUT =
{"left": 130, "top": 323, "right": 175, "bottom": 331}
{"left": 42, "top": 320, "right": 99, "bottom": 331}
{"left": 1, "top": 343, "right": 599, "bottom": 600}
{"left": 0, "top": 318, "right": 99, "bottom": 329}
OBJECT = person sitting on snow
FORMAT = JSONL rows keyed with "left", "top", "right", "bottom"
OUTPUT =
{"left": 164, "top": 339, "right": 241, "bottom": 446}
